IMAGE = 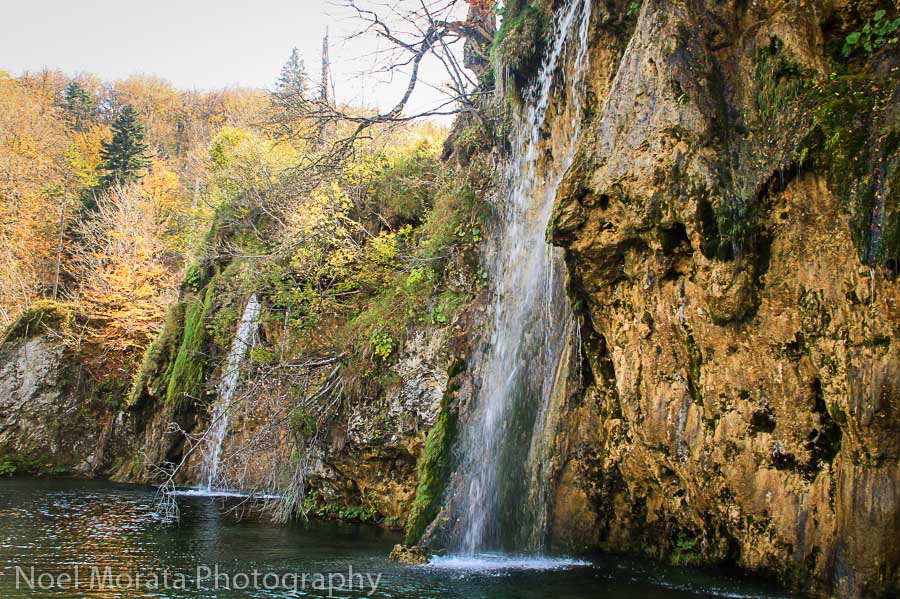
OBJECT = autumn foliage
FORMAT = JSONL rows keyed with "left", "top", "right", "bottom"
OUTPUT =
{"left": 0, "top": 69, "right": 267, "bottom": 376}
{"left": 466, "top": 0, "right": 497, "bottom": 14}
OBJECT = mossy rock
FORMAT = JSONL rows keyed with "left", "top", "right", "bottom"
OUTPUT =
{"left": 404, "top": 357, "right": 466, "bottom": 545}
{"left": 165, "top": 276, "right": 219, "bottom": 405}
{"left": 2, "top": 301, "right": 77, "bottom": 344}
{"left": 801, "top": 65, "right": 899, "bottom": 272}
{"left": 491, "top": 1, "right": 551, "bottom": 93}
{"left": 127, "top": 301, "right": 186, "bottom": 407}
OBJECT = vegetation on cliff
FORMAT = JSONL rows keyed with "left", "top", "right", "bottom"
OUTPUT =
{"left": 698, "top": 7, "right": 900, "bottom": 273}
{"left": 4, "top": 1, "right": 899, "bottom": 597}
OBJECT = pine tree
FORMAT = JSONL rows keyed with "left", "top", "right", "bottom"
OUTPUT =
{"left": 98, "top": 104, "right": 150, "bottom": 191}
{"left": 274, "top": 48, "right": 309, "bottom": 103}
{"left": 63, "top": 81, "right": 95, "bottom": 131}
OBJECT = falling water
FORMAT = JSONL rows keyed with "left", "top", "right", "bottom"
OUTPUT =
{"left": 439, "top": 0, "right": 592, "bottom": 556}
{"left": 201, "top": 293, "right": 261, "bottom": 491}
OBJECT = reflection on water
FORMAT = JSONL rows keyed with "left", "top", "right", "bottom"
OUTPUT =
{"left": 0, "top": 478, "right": 790, "bottom": 598}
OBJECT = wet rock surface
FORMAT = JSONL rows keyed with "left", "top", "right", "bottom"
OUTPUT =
{"left": 389, "top": 543, "right": 431, "bottom": 565}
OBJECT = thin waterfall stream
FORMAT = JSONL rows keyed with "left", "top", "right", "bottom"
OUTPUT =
{"left": 433, "top": 0, "right": 593, "bottom": 557}
{"left": 200, "top": 293, "right": 261, "bottom": 491}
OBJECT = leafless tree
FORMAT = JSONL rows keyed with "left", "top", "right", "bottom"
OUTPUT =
{"left": 272, "top": 0, "right": 496, "bottom": 156}
{"left": 148, "top": 352, "right": 345, "bottom": 523}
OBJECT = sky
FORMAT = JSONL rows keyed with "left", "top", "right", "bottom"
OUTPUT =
{"left": 1, "top": 0, "right": 469, "bottom": 118}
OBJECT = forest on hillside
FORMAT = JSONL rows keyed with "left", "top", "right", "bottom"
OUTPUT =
{"left": 0, "top": 43, "right": 489, "bottom": 386}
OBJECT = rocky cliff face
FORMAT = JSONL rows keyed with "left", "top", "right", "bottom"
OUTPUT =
{"left": 0, "top": 303, "right": 130, "bottom": 475}
{"left": 545, "top": 0, "right": 900, "bottom": 597}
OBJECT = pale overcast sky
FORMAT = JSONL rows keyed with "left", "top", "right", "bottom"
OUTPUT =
{"left": 1, "top": 0, "right": 468, "bottom": 117}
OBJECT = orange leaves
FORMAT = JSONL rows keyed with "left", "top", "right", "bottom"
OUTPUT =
{"left": 73, "top": 184, "right": 180, "bottom": 377}
{"left": 0, "top": 73, "right": 70, "bottom": 326}
{"left": 466, "top": 0, "right": 497, "bottom": 15}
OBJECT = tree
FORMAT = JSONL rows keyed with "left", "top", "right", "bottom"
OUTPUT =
{"left": 73, "top": 183, "right": 180, "bottom": 375}
{"left": 0, "top": 71, "right": 69, "bottom": 324}
{"left": 112, "top": 75, "right": 181, "bottom": 156}
{"left": 63, "top": 81, "right": 95, "bottom": 131}
{"left": 97, "top": 104, "right": 151, "bottom": 193}
{"left": 274, "top": 48, "right": 310, "bottom": 106}
{"left": 270, "top": 1, "right": 495, "bottom": 156}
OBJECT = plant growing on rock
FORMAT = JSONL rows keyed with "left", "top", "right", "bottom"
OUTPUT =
{"left": 370, "top": 330, "right": 395, "bottom": 360}
{"left": 842, "top": 10, "right": 900, "bottom": 57}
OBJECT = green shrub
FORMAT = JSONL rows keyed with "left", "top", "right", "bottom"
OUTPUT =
{"left": 302, "top": 491, "right": 376, "bottom": 523}
{"left": 671, "top": 534, "right": 700, "bottom": 566}
{"left": 405, "top": 266, "right": 435, "bottom": 291}
{"left": 842, "top": 10, "right": 900, "bottom": 57}
{"left": 250, "top": 345, "right": 277, "bottom": 364}
{"left": 374, "top": 141, "right": 440, "bottom": 226}
{"left": 328, "top": 504, "right": 376, "bottom": 522}
{"left": 431, "top": 290, "right": 467, "bottom": 325}
{"left": 370, "top": 330, "right": 395, "bottom": 360}
{"left": 288, "top": 405, "right": 316, "bottom": 437}
{"left": 184, "top": 262, "right": 203, "bottom": 292}
{"left": 0, "top": 461, "right": 16, "bottom": 476}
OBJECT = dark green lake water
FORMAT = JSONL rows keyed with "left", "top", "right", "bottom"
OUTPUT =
{"left": 0, "top": 478, "right": 790, "bottom": 598}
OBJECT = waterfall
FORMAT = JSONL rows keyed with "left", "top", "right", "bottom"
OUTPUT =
{"left": 201, "top": 293, "right": 261, "bottom": 491}
{"left": 440, "top": 0, "right": 592, "bottom": 555}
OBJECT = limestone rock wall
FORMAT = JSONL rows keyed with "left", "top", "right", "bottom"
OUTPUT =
{"left": 545, "top": 1, "right": 900, "bottom": 597}
{"left": 0, "top": 328, "right": 128, "bottom": 475}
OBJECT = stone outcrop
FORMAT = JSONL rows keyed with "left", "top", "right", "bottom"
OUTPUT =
{"left": 389, "top": 543, "right": 431, "bottom": 565}
{"left": 0, "top": 303, "right": 128, "bottom": 475}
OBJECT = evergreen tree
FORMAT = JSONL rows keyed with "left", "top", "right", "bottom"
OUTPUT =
{"left": 63, "top": 81, "right": 95, "bottom": 131}
{"left": 98, "top": 104, "right": 150, "bottom": 191}
{"left": 274, "top": 48, "right": 309, "bottom": 103}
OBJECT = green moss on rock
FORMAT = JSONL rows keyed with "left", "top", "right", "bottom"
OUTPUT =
{"left": 801, "top": 68, "right": 899, "bottom": 271}
{"left": 127, "top": 301, "right": 186, "bottom": 406}
{"left": 404, "top": 357, "right": 466, "bottom": 545}
{"left": 491, "top": 1, "right": 551, "bottom": 94}
{"left": 165, "top": 277, "right": 219, "bottom": 405}
{"left": 2, "top": 301, "right": 77, "bottom": 344}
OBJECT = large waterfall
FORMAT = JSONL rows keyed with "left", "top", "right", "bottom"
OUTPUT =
{"left": 200, "top": 293, "right": 261, "bottom": 491}
{"left": 440, "top": 0, "right": 593, "bottom": 556}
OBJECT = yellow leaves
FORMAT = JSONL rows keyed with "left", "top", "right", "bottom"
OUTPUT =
{"left": 344, "top": 153, "right": 388, "bottom": 187}
{"left": 207, "top": 126, "right": 300, "bottom": 208}
{"left": 209, "top": 126, "right": 256, "bottom": 169}
{"left": 142, "top": 160, "right": 189, "bottom": 215}
{"left": 0, "top": 73, "right": 71, "bottom": 324}
{"left": 115, "top": 75, "right": 179, "bottom": 115}
{"left": 269, "top": 120, "right": 452, "bottom": 314}
{"left": 217, "top": 88, "right": 270, "bottom": 127}
{"left": 66, "top": 124, "right": 109, "bottom": 188}
{"left": 74, "top": 183, "right": 180, "bottom": 374}
{"left": 369, "top": 231, "right": 399, "bottom": 264}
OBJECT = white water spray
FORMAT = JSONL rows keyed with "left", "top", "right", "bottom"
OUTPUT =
{"left": 439, "top": 0, "right": 593, "bottom": 557}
